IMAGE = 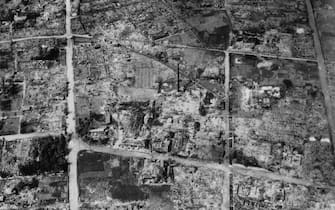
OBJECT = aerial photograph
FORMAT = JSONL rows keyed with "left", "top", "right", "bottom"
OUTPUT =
{"left": 0, "top": 0, "right": 335, "bottom": 209}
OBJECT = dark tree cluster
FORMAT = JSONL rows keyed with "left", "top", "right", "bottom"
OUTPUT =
{"left": 18, "top": 135, "right": 69, "bottom": 176}
{"left": 12, "top": 178, "right": 39, "bottom": 195}
{"left": 303, "top": 142, "right": 335, "bottom": 185}
{"left": 230, "top": 149, "right": 259, "bottom": 167}
{"left": 0, "top": 80, "right": 22, "bottom": 97}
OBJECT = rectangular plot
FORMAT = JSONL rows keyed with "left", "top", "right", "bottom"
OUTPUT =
{"left": 0, "top": 39, "right": 67, "bottom": 134}
{"left": 78, "top": 151, "right": 227, "bottom": 209}
{"left": 0, "top": 0, "right": 66, "bottom": 40}
{"left": 229, "top": 54, "right": 334, "bottom": 185}
{"left": 0, "top": 134, "right": 68, "bottom": 178}
{"left": 74, "top": 41, "right": 228, "bottom": 162}
{"left": 314, "top": 9, "right": 335, "bottom": 63}
{"left": 232, "top": 173, "right": 335, "bottom": 210}
{"left": 73, "top": 0, "right": 230, "bottom": 49}
{"left": 72, "top": 0, "right": 190, "bottom": 41}
{"left": 227, "top": 0, "right": 315, "bottom": 58}
{"left": 0, "top": 175, "right": 68, "bottom": 209}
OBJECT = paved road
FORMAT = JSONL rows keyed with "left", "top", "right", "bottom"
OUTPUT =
{"left": 0, "top": 35, "right": 66, "bottom": 44}
{"left": 76, "top": 137, "right": 334, "bottom": 190}
{"left": 305, "top": 0, "right": 335, "bottom": 151}
{"left": 0, "top": 132, "right": 61, "bottom": 141}
{"left": 64, "top": 0, "right": 80, "bottom": 209}
{"left": 228, "top": 49, "right": 318, "bottom": 62}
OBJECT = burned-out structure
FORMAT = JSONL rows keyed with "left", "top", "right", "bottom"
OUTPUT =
{"left": 0, "top": 134, "right": 69, "bottom": 209}
{"left": 78, "top": 151, "right": 226, "bottom": 209}
{"left": 73, "top": 39, "right": 228, "bottom": 162}
{"left": 72, "top": 0, "right": 230, "bottom": 49}
{"left": 232, "top": 173, "right": 335, "bottom": 209}
{"left": 0, "top": 39, "right": 67, "bottom": 135}
{"left": 228, "top": 0, "right": 315, "bottom": 58}
{"left": 0, "top": 0, "right": 335, "bottom": 209}
{"left": 0, "top": 0, "right": 65, "bottom": 40}
{"left": 229, "top": 54, "right": 333, "bottom": 184}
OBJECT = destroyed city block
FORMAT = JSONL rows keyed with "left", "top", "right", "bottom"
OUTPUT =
{"left": 0, "top": 0, "right": 335, "bottom": 209}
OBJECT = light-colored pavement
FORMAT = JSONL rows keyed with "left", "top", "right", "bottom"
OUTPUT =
{"left": 64, "top": 0, "right": 80, "bottom": 209}
{"left": 0, "top": 132, "right": 62, "bottom": 141}
{"left": 0, "top": 35, "right": 66, "bottom": 44}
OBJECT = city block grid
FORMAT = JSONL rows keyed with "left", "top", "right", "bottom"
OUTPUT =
{"left": 0, "top": 0, "right": 335, "bottom": 209}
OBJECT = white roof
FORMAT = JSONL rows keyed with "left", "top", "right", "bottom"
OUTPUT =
{"left": 89, "top": 128, "right": 105, "bottom": 133}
